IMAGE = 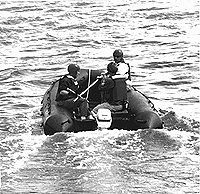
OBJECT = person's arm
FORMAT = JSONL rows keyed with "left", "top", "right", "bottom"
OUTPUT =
{"left": 112, "top": 74, "right": 127, "bottom": 79}
{"left": 59, "top": 77, "right": 72, "bottom": 96}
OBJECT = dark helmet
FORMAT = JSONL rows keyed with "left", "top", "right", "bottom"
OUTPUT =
{"left": 107, "top": 62, "right": 118, "bottom": 74}
{"left": 67, "top": 64, "right": 80, "bottom": 75}
{"left": 113, "top": 49, "right": 123, "bottom": 57}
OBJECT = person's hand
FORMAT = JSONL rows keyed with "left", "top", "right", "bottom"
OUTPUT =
{"left": 97, "top": 72, "right": 107, "bottom": 79}
{"left": 60, "top": 90, "right": 69, "bottom": 95}
{"left": 97, "top": 75, "right": 103, "bottom": 79}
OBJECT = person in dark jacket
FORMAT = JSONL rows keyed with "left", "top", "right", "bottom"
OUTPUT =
{"left": 91, "top": 62, "right": 127, "bottom": 116}
{"left": 56, "top": 64, "right": 93, "bottom": 120}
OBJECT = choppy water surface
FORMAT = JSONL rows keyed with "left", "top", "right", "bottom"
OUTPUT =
{"left": 0, "top": 1, "right": 199, "bottom": 194}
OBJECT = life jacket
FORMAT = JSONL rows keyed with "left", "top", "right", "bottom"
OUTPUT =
{"left": 127, "top": 63, "right": 131, "bottom": 81}
{"left": 116, "top": 62, "right": 131, "bottom": 81}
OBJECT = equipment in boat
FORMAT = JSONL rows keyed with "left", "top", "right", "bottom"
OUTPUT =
{"left": 96, "top": 108, "right": 112, "bottom": 129}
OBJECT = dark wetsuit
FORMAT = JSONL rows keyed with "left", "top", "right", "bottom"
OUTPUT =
{"left": 92, "top": 75, "right": 127, "bottom": 114}
{"left": 56, "top": 74, "right": 89, "bottom": 117}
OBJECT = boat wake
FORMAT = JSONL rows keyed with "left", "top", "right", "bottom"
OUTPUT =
{"left": 1, "top": 108, "right": 199, "bottom": 193}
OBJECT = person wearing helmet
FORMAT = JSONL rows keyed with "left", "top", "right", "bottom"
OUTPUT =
{"left": 56, "top": 64, "right": 94, "bottom": 120}
{"left": 112, "top": 49, "right": 131, "bottom": 81}
{"left": 113, "top": 49, "right": 124, "bottom": 63}
{"left": 107, "top": 61, "right": 118, "bottom": 75}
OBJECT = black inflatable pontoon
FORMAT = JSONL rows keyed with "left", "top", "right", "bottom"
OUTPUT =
{"left": 41, "top": 69, "right": 163, "bottom": 135}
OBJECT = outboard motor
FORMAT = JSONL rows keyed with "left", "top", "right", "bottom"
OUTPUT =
{"left": 96, "top": 109, "right": 112, "bottom": 129}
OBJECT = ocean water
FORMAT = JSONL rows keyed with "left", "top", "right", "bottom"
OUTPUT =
{"left": 0, "top": 1, "right": 199, "bottom": 193}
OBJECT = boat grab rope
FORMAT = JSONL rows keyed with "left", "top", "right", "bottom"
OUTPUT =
{"left": 86, "top": 68, "right": 91, "bottom": 100}
{"left": 132, "top": 86, "right": 158, "bottom": 113}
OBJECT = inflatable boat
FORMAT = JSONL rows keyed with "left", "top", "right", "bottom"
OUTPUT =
{"left": 41, "top": 69, "right": 163, "bottom": 135}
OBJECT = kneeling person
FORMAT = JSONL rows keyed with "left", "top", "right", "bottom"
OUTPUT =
{"left": 92, "top": 62, "right": 127, "bottom": 116}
